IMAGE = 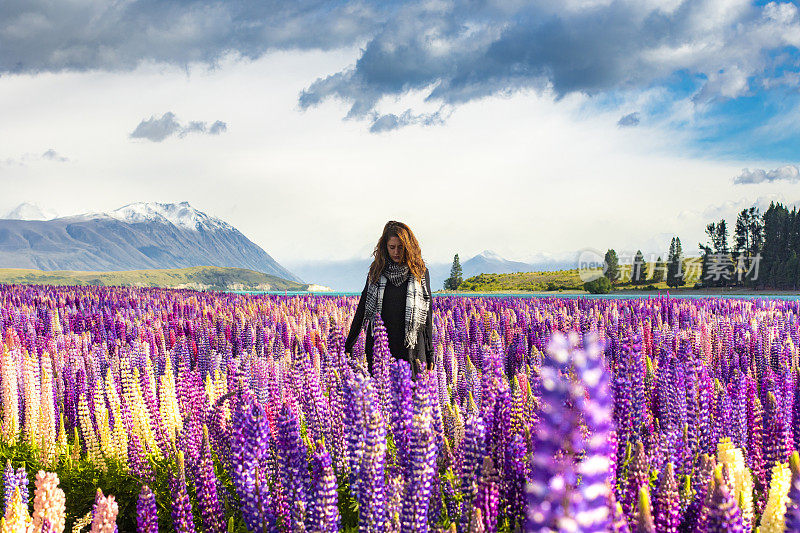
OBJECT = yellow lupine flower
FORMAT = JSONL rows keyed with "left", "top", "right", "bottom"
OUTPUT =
{"left": 1, "top": 349, "right": 19, "bottom": 445}
{"left": 716, "top": 438, "right": 755, "bottom": 529}
{"left": 158, "top": 358, "right": 181, "bottom": 443}
{"left": 37, "top": 363, "right": 56, "bottom": 466}
{"left": 77, "top": 394, "right": 106, "bottom": 473}
{"left": 127, "top": 370, "right": 161, "bottom": 460}
{"left": 760, "top": 462, "right": 791, "bottom": 533}
{"left": 2, "top": 487, "right": 32, "bottom": 533}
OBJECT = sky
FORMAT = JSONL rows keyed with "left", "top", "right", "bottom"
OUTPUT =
{"left": 2, "top": 0, "right": 800, "bottom": 267}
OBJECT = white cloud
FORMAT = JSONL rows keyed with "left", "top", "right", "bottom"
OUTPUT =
{"left": 733, "top": 165, "right": 800, "bottom": 184}
{"left": 0, "top": 48, "right": 784, "bottom": 265}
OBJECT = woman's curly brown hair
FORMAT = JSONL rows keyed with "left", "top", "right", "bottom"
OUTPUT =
{"left": 367, "top": 221, "right": 426, "bottom": 284}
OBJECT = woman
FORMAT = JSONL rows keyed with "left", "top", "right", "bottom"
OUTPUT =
{"left": 344, "top": 220, "right": 433, "bottom": 378}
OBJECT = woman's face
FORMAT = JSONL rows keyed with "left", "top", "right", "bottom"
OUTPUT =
{"left": 386, "top": 236, "right": 405, "bottom": 263}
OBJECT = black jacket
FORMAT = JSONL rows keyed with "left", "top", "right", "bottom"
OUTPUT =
{"left": 344, "top": 267, "right": 434, "bottom": 375}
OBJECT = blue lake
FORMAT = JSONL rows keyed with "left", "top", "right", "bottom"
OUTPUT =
{"left": 233, "top": 290, "right": 800, "bottom": 300}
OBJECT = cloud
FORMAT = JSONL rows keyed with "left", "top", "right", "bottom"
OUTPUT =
{"left": 1, "top": 149, "right": 69, "bottom": 166}
{"left": 41, "top": 149, "right": 68, "bottom": 162}
{"left": 130, "top": 112, "right": 228, "bottom": 142}
{"left": 733, "top": 165, "right": 800, "bottom": 184}
{"left": 368, "top": 107, "right": 450, "bottom": 133}
{"left": 4, "top": 1, "right": 800, "bottom": 134}
{"left": 299, "top": 1, "right": 800, "bottom": 131}
{"left": 617, "top": 112, "right": 640, "bottom": 127}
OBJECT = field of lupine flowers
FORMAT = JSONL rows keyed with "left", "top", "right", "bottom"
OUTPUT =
{"left": 0, "top": 285, "right": 799, "bottom": 532}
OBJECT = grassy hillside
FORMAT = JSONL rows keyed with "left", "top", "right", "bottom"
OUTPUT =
{"left": 0, "top": 266, "right": 308, "bottom": 291}
{"left": 451, "top": 257, "right": 705, "bottom": 292}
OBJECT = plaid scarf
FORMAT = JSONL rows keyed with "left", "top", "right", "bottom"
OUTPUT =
{"left": 361, "top": 261, "right": 430, "bottom": 350}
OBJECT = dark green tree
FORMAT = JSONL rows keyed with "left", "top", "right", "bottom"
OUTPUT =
{"left": 632, "top": 250, "right": 647, "bottom": 284}
{"left": 667, "top": 237, "right": 685, "bottom": 288}
{"left": 698, "top": 244, "right": 712, "bottom": 287}
{"left": 604, "top": 249, "right": 619, "bottom": 283}
{"left": 652, "top": 256, "right": 665, "bottom": 283}
{"left": 444, "top": 253, "right": 463, "bottom": 290}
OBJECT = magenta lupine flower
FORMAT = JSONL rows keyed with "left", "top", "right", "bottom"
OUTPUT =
{"left": 308, "top": 440, "right": 340, "bottom": 533}
{"left": 637, "top": 487, "right": 656, "bottom": 533}
{"left": 624, "top": 441, "right": 650, "bottom": 524}
{"left": 793, "top": 371, "right": 800, "bottom": 452}
{"left": 136, "top": 485, "right": 158, "bottom": 533}
{"left": 704, "top": 469, "right": 743, "bottom": 533}
{"left": 169, "top": 452, "right": 197, "bottom": 533}
{"left": 655, "top": 463, "right": 680, "bottom": 533}
{"left": 474, "top": 456, "right": 500, "bottom": 532}
{"left": 196, "top": 427, "right": 226, "bottom": 533}
{"left": 747, "top": 383, "right": 767, "bottom": 494}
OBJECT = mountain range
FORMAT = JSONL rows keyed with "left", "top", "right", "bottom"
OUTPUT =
{"left": 2, "top": 202, "right": 578, "bottom": 291}
{"left": 286, "top": 249, "right": 577, "bottom": 292}
{"left": 0, "top": 202, "right": 302, "bottom": 282}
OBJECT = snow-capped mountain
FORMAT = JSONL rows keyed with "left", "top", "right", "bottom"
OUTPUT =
{"left": 3, "top": 203, "right": 58, "bottom": 221}
{"left": 82, "top": 201, "right": 233, "bottom": 231}
{"left": 0, "top": 201, "right": 302, "bottom": 282}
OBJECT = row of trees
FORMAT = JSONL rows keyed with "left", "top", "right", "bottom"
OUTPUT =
{"left": 445, "top": 201, "right": 797, "bottom": 291}
{"left": 699, "top": 202, "right": 800, "bottom": 289}
{"left": 602, "top": 237, "right": 686, "bottom": 288}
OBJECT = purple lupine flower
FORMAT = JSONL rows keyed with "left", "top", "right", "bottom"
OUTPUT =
{"left": 13, "top": 466, "right": 28, "bottom": 509}
{"left": 525, "top": 332, "right": 584, "bottom": 532}
{"left": 571, "top": 331, "right": 615, "bottom": 532}
{"left": 400, "top": 373, "right": 435, "bottom": 533}
{"left": 504, "top": 433, "right": 527, "bottom": 528}
{"left": 704, "top": 468, "right": 743, "bottom": 533}
{"left": 230, "top": 399, "right": 275, "bottom": 533}
{"left": 136, "top": 485, "right": 158, "bottom": 533}
{"left": 793, "top": 371, "right": 800, "bottom": 452}
{"left": 3, "top": 459, "right": 17, "bottom": 513}
{"left": 390, "top": 357, "right": 414, "bottom": 477}
{"left": 682, "top": 454, "right": 716, "bottom": 532}
{"left": 459, "top": 412, "right": 486, "bottom": 529}
{"left": 196, "top": 426, "right": 226, "bottom": 533}
{"left": 764, "top": 392, "right": 789, "bottom": 485}
{"left": 308, "top": 440, "right": 340, "bottom": 533}
{"left": 655, "top": 463, "right": 680, "bottom": 533}
{"left": 276, "top": 400, "right": 309, "bottom": 531}
{"left": 352, "top": 373, "right": 388, "bottom": 533}
{"left": 170, "top": 452, "right": 197, "bottom": 533}
{"left": 746, "top": 382, "right": 767, "bottom": 494}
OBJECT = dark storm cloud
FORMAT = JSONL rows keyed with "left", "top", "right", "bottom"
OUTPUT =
{"left": 4, "top": 1, "right": 800, "bottom": 132}
{"left": 0, "top": 1, "right": 389, "bottom": 73}
{"left": 130, "top": 112, "right": 228, "bottom": 142}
